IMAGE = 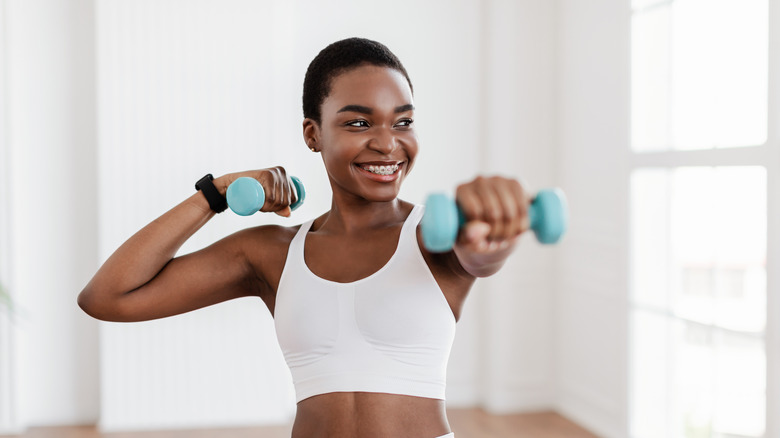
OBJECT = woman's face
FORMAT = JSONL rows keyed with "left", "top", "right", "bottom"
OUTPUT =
{"left": 307, "top": 65, "right": 418, "bottom": 203}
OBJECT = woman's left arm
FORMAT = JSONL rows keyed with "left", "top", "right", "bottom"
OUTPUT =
{"left": 452, "top": 175, "right": 530, "bottom": 278}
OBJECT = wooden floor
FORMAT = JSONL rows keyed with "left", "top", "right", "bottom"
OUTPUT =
{"left": 8, "top": 409, "right": 599, "bottom": 438}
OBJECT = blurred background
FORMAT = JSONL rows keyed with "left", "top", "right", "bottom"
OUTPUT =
{"left": 0, "top": 0, "right": 777, "bottom": 437}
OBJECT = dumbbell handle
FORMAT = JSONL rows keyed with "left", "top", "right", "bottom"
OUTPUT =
{"left": 421, "top": 188, "right": 568, "bottom": 252}
{"left": 226, "top": 176, "right": 305, "bottom": 216}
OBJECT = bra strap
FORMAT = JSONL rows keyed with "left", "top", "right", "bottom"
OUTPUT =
{"left": 398, "top": 204, "right": 424, "bottom": 250}
{"left": 288, "top": 219, "right": 315, "bottom": 261}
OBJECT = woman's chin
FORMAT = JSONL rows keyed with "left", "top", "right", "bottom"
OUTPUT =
{"left": 363, "top": 189, "right": 401, "bottom": 203}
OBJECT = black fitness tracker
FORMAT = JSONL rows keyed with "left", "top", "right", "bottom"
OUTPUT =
{"left": 195, "top": 173, "right": 228, "bottom": 213}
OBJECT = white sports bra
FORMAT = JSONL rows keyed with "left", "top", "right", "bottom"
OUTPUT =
{"left": 274, "top": 204, "right": 457, "bottom": 403}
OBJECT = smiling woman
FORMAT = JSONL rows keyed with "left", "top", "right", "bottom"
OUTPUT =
{"left": 78, "top": 37, "right": 533, "bottom": 438}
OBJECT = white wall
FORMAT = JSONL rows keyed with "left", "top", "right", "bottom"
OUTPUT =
{"left": 96, "top": 0, "right": 298, "bottom": 429}
{"left": 3, "top": 0, "right": 99, "bottom": 431}
{"left": 1, "top": 0, "right": 563, "bottom": 434}
{"left": 555, "top": 0, "right": 631, "bottom": 436}
{"left": 768, "top": 1, "right": 780, "bottom": 434}
{"left": 478, "top": 0, "right": 558, "bottom": 412}
{"left": 0, "top": 0, "right": 16, "bottom": 432}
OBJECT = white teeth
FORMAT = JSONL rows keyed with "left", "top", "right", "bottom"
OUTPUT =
{"left": 363, "top": 164, "right": 400, "bottom": 175}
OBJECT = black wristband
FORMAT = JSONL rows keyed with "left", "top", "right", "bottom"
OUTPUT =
{"left": 195, "top": 174, "right": 228, "bottom": 213}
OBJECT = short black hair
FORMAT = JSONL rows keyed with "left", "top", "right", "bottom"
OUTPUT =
{"left": 302, "top": 37, "right": 413, "bottom": 124}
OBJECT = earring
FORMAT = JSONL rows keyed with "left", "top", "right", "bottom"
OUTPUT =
{"left": 309, "top": 146, "right": 317, "bottom": 153}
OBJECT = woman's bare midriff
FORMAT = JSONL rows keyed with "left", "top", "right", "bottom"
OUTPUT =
{"left": 291, "top": 392, "right": 451, "bottom": 438}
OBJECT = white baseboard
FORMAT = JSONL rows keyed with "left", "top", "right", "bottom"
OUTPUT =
{"left": 556, "top": 381, "right": 626, "bottom": 438}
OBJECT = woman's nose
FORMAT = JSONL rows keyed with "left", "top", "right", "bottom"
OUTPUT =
{"left": 369, "top": 128, "right": 398, "bottom": 154}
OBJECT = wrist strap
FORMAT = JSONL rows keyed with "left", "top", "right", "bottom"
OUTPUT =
{"left": 195, "top": 174, "right": 228, "bottom": 213}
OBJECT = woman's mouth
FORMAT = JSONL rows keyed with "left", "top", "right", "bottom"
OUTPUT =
{"left": 359, "top": 163, "right": 400, "bottom": 175}
{"left": 355, "top": 162, "right": 404, "bottom": 182}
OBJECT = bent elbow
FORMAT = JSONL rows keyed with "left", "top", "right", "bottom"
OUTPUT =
{"left": 77, "top": 288, "right": 99, "bottom": 318}
{"left": 77, "top": 288, "right": 115, "bottom": 321}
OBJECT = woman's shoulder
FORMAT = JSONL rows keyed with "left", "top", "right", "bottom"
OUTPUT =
{"left": 231, "top": 222, "right": 304, "bottom": 249}
{"left": 228, "top": 222, "right": 309, "bottom": 294}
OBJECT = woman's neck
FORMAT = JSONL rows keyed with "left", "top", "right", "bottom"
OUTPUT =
{"left": 317, "top": 196, "right": 411, "bottom": 234}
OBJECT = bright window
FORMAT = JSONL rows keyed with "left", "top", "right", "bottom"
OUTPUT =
{"left": 630, "top": 167, "right": 766, "bottom": 437}
{"left": 631, "top": 0, "right": 768, "bottom": 151}
{"left": 629, "top": 0, "right": 769, "bottom": 436}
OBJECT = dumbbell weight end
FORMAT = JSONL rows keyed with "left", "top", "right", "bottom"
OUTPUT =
{"left": 529, "top": 188, "right": 568, "bottom": 245}
{"left": 226, "top": 176, "right": 305, "bottom": 216}
{"left": 420, "top": 194, "right": 465, "bottom": 253}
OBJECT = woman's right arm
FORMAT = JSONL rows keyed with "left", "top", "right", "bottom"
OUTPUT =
{"left": 77, "top": 168, "right": 295, "bottom": 322}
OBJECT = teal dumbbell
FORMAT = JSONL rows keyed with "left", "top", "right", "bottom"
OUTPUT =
{"left": 226, "top": 176, "right": 306, "bottom": 216}
{"left": 421, "top": 188, "right": 569, "bottom": 252}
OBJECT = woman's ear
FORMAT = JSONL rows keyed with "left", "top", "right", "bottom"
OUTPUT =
{"left": 302, "top": 118, "right": 320, "bottom": 153}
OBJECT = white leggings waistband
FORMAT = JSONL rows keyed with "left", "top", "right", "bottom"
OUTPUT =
{"left": 436, "top": 434, "right": 454, "bottom": 438}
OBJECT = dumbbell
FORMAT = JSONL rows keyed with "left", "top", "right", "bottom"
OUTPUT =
{"left": 421, "top": 188, "right": 568, "bottom": 252}
{"left": 226, "top": 176, "right": 306, "bottom": 216}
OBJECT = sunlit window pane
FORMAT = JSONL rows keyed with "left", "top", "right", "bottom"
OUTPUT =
{"left": 630, "top": 311, "right": 670, "bottom": 437}
{"left": 713, "top": 331, "right": 765, "bottom": 437}
{"left": 672, "top": 320, "right": 716, "bottom": 437}
{"left": 630, "top": 168, "right": 670, "bottom": 308}
{"left": 632, "top": 0, "right": 670, "bottom": 11}
{"left": 631, "top": 5, "right": 672, "bottom": 151}
{"left": 631, "top": 167, "right": 766, "bottom": 330}
{"left": 631, "top": 314, "right": 765, "bottom": 438}
{"left": 630, "top": 166, "right": 766, "bottom": 437}
{"left": 631, "top": 0, "right": 767, "bottom": 151}
{"left": 669, "top": 167, "right": 766, "bottom": 333}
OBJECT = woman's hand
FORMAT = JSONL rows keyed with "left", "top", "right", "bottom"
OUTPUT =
{"left": 452, "top": 175, "right": 530, "bottom": 276}
{"left": 214, "top": 166, "right": 299, "bottom": 217}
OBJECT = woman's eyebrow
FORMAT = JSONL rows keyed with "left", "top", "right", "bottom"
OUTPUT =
{"left": 338, "top": 105, "right": 373, "bottom": 114}
{"left": 337, "top": 104, "right": 415, "bottom": 115}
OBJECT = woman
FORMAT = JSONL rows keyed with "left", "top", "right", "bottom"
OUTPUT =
{"left": 79, "top": 37, "right": 530, "bottom": 438}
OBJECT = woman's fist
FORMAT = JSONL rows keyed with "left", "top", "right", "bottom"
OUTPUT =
{"left": 218, "top": 167, "right": 298, "bottom": 217}
{"left": 455, "top": 176, "right": 530, "bottom": 252}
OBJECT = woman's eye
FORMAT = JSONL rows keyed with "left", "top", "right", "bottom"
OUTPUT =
{"left": 396, "top": 118, "right": 414, "bottom": 128}
{"left": 346, "top": 120, "right": 369, "bottom": 128}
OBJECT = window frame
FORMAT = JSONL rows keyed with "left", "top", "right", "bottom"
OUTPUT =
{"left": 627, "top": 0, "right": 779, "bottom": 436}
